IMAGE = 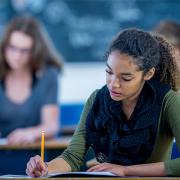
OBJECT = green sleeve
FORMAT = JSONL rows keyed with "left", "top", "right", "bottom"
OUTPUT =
{"left": 163, "top": 90, "right": 180, "bottom": 176}
{"left": 59, "top": 90, "right": 98, "bottom": 171}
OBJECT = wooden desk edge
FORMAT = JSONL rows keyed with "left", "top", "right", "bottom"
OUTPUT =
{"left": 0, "top": 177, "right": 180, "bottom": 180}
{"left": 0, "top": 136, "right": 71, "bottom": 150}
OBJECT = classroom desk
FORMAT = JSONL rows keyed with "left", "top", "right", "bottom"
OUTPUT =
{"left": 0, "top": 136, "right": 71, "bottom": 175}
{"left": 0, "top": 136, "right": 71, "bottom": 150}
{"left": 47, "top": 178, "right": 177, "bottom": 180}
{"left": 0, "top": 177, "right": 180, "bottom": 180}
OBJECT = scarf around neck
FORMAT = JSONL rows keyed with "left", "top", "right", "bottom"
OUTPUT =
{"left": 86, "top": 78, "right": 170, "bottom": 165}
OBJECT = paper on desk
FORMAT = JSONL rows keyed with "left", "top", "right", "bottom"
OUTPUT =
{"left": 47, "top": 171, "right": 116, "bottom": 177}
{"left": 0, "top": 172, "right": 116, "bottom": 178}
{"left": 0, "top": 174, "right": 30, "bottom": 178}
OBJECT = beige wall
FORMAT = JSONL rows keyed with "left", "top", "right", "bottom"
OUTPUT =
{"left": 59, "top": 62, "right": 105, "bottom": 104}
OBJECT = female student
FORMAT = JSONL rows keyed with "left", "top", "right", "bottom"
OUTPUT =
{"left": 0, "top": 16, "right": 63, "bottom": 144}
{"left": 26, "top": 29, "right": 180, "bottom": 177}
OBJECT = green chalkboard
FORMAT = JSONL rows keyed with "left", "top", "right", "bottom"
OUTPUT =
{"left": 42, "top": 0, "right": 180, "bottom": 62}
{"left": 1, "top": 0, "right": 180, "bottom": 62}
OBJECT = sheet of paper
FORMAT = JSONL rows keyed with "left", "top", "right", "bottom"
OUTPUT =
{"left": 0, "top": 174, "right": 30, "bottom": 179}
{"left": 47, "top": 171, "right": 116, "bottom": 177}
{"left": 0, "top": 172, "right": 116, "bottom": 178}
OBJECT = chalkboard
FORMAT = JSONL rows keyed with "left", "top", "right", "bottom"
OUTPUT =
{"left": 1, "top": 0, "right": 180, "bottom": 62}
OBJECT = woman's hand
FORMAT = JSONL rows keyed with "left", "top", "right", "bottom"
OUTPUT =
{"left": 26, "top": 155, "right": 48, "bottom": 177}
{"left": 87, "top": 162, "right": 126, "bottom": 176}
{"left": 7, "top": 128, "right": 36, "bottom": 144}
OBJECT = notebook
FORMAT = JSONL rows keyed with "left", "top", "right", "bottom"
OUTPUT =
{"left": 47, "top": 171, "right": 116, "bottom": 177}
{"left": 0, "top": 172, "right": 116, "bottom": 178}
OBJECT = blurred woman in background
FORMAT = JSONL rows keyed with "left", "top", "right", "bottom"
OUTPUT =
{"left": 154, "top": 20, "right": 180, "bottom": 68}
{"left": 0, "top": 16, "right": 63, "bottom": 144}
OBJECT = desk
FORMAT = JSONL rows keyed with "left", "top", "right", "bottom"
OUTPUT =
{"left": 0, "top": 136, "right": 71, "bottom": 175}
{"left": 0, "top": 136, "right": 71, "bottom": 150}
{"left": 40, "top": 177, "right": 180, "bottom": 180}
{"left": 30, "top": 177, "right": 180, "bottom": 180}
{"left": 0, "top": 177, "right": 180, "bottom": 180}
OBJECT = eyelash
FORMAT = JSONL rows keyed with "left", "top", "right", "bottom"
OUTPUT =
{"left": 105, "top": 69, "right": 132, "bottom": 81}
{"left": 105, "top": 69, "right": 113, "bottom": 75}
{"left": 122, "top": 78, "right": 132, "bottom": 82}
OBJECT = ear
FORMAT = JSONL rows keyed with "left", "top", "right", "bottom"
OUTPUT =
{"left": 144, "top": 68, "right": 155, "bottom": 81}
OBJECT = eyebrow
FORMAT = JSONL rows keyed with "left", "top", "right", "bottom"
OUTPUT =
{"left": 106, "top": 62, "right": 112, "bottom": 70}
{"left": 106, "top": 62, "right": 133, "bottom": 76}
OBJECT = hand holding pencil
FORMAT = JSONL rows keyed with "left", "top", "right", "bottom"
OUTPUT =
{"left": 26, "top": 155, "right": 48, "bottom": 177}
{"left": 26, "top": 131, "right": 48, "bottom": 177}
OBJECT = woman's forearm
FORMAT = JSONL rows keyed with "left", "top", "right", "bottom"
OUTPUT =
{"left": 125, "top": 162, "right": 166, "bottom": 176}
{"left": 47, "top": 157, "right": 71, "bottom": 174}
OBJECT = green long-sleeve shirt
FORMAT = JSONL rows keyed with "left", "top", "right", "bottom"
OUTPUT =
{"left": 60, "top": 89, "right": 180, "bottom": 176}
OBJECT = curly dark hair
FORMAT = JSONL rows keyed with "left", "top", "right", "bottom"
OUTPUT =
{"left": 105, "top": 29, "right": 180, "bottom": 91}
{"left": 0, "top": 16, "right": 63, "bottom": 79}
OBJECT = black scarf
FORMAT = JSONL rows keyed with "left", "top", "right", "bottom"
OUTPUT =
{"left": 86, "top": 78, "right": 170, "bottom": 165}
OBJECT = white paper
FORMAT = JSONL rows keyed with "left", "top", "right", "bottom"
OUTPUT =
{"left": 47, "top": 171, "right": 116, "bottom": 177}
{"left": 0, "top": 174, "right": 30, "bottom": 178}
{"left": 0, "top": 172, "right": 116, "bottom": 178}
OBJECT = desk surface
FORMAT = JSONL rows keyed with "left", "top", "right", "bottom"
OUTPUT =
{"left": 0, "top": 136, "right": 71, "bottom": 150}
{"left": 34, "top": 178, "right": 179, "bottom": 180}
{"left": 0, "top": 177, "right": 180, "bottom": 180}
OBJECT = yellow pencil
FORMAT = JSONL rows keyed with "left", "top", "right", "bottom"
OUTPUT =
{"left": 41, "top": 130, "right": 45, "bottom": 162}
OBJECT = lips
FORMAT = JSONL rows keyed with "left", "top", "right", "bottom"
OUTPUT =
{"left": 109, "top": 89, "right": 123, "bottom": 97}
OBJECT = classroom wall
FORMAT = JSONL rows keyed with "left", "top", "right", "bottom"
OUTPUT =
{"left": 59, "top": 62, "right": 106, "bottom": 104}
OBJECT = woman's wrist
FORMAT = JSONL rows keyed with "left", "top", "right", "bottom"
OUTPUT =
{"left": 44, "top": 162, "right": 49, "bottom": 176}
{"left": 123, "top": 165, "right": 129, "bottom": 176}
{"left": 25, "top": 126, "right": 41, "bottom": 142}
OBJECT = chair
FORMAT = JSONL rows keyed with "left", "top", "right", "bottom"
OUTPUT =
{"left": 60, "top": 103, "right": 84, "bottom": 135}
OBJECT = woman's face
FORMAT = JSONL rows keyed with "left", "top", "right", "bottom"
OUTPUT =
{"left": 5, "top": 31, "right": 33, "bottom": 71}
{"left": 106, "top": 50, "right": 146, "bottom": 102}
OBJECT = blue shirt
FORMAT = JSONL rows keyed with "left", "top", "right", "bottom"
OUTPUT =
{"left": 0, "top": 66, "right": 59, "bottom": 137}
